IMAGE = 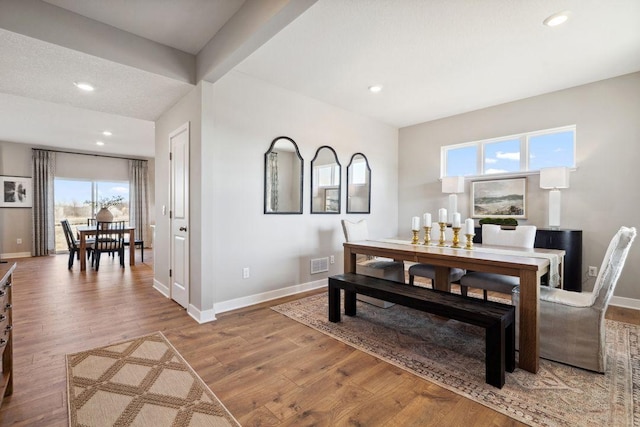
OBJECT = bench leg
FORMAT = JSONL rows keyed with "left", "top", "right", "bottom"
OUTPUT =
{"left": 506, "top": 319, "right": 515, "bottom": 373}
{"left": 328, "top": 284, "right": 341, "bottom": 322}
{"left": 345, "top": 290, "right": 356, "bottom": 317}
{"left": 486, "top": 321, "right": 506, "bottom": 388}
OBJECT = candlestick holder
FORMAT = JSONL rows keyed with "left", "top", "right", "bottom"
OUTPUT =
{"left": 451, "top": 227, "right": 462, "bottom": 248}
{"left": 438, "top": 222, "right": 447, "bottom": 246}
{"left": 423, "top": 226, "right": 431, "bottom": 245}
{"left": 411, "top": 229, "right": 420, "bottom": 244}
{"left": 464, "top": 234, "right": 475, "bottom": 250}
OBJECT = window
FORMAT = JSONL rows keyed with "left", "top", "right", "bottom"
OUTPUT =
{"left": 528, "top": 129, "right": 574, "bottom": 170}
{"left": 483, "top": 138, "right": 521, "bottom": 174}
{"left": 441, "top": 125, "right": 575, "bottom": 178}
{"left": 54, "top": 178, "right": 129, "bottom": 252}
{"left": 444, "top": 144, "right": 477, "bottom": 177}
{"left": 317, "top": 164, "right": 340, "bottom": 187}
{"left": 351, "top": 159, "right": 367, "bottom": 185}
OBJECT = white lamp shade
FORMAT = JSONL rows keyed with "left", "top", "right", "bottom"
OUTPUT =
{"left": 442, "top": 176, "right": 465, "bottom": 193}
{"left": 540, "top": 167, "right": 570, "bottom": 189}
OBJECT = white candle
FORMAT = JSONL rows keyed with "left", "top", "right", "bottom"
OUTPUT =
{"left": 452, "top": 213, "right": 461, "bottom": 228}
{"left": 423, "top": 213, "right": 431, "bottom": 227}
{"left": 412, "top": 216, "right": 420, "bottom": 231}
{"left": 438, "top": 208, "right": 447, "bottom": 223}
{"left": 465, "top": 218, "right": 475, "bottom": 235}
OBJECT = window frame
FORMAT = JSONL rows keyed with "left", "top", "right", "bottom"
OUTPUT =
{"left": 441, "top": 125, "right": 576, "bottom": 179}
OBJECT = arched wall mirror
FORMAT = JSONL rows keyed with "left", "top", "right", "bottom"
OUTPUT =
{"left": 311, "top": 146, "right": 341, "bottom": 214}
{"left": 346, "top": 153, "right": 371, "bottom": 214}
{"left": 264, "top": 136, "right": 303, "bottom": 214}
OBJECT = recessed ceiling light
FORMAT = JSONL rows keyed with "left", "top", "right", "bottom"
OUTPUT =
{"left": 102, "top": 131, "right": 112, "bottom": 136}
{"left": 74, "top": 82, "right": 95, "bottom": 92}
{"left": 96, "top": 141, "right": 104, "bottom": 146}
{"left": 368, "top": 85, "right": 383, "bottom": 93}
{"left": 543, "top": 11, "right": 570, "bottom": 27}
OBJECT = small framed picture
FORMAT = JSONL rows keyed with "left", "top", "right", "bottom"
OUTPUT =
{"left": 470, "top": 177, "right": 526, "bottom": 219}
{"left": 1, "top": 176, "right": 32, "bottom": 208}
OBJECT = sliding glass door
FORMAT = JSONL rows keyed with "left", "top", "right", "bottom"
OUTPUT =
{"left": 54, "top": 178, "right": 129, "bottom": 252}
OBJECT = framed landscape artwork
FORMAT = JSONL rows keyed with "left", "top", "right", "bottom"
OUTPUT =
{"left": 1, "top": 176, "right": 32, "bottom": 208}
{"left": 471, "top": 178, "right": 526, "bottom": 219}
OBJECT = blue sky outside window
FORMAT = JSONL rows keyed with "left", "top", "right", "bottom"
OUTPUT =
{"left": 484, "top": 139, "right": 520, "bottom": 174}
{"left": 529, "top": 130, "right": 574, "bottom": 170}
{"left": 446, "top": 145, "right": 477, "bottom": 176}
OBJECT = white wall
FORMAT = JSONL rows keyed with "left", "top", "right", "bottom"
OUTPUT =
{"left": 200, "top": 71, "right": 398, "bottom": 309}
{"left": 154, "top": 83, "right": 203, "bottom": 304}
{"left": 399, "top": 72, "right": 640, "bottom": 301}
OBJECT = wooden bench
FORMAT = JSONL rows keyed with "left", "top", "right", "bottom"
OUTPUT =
{"left": 328, "top": 273, "right": 515, "bottom": 388}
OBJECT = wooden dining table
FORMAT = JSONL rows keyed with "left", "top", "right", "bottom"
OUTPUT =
{"left": 343, "top": 239, "right": 565, "bottom": 374}
{"left": 76, "top": 225, "right": 136, "bottom": 271}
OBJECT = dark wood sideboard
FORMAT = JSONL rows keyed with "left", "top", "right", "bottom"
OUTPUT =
{"left": 473, "top": 228, "right": 583, "bottom": 292}
{"left": 0, "top": 262, "right": 15, "bottom": 407}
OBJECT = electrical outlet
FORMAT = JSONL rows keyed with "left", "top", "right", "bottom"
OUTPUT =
{"left": 16, "top": 238, "right": 22, "bottom": 244}
{"left": 588, "top": 266, "right": 598, "bottom": 277}
{"left": 242, "top": 267, "right": 250, "bottom": 279}
{"left": 330, "top": 255, "right": 335, "bottom": 264}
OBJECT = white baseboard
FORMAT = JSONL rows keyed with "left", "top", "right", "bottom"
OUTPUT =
{"left": 152, "top": 277, "right": 326, "bottom": 323}
{"left": 1, "top": 252, "right": 31, "bottom": 259}
{"left": 213, "top": 279, "right": 327, "bottom": 315}
{"left": 153, "top": 279, "right": 170, "bottom": 297}
{"left": 188, "top": 304, "right": 217, "bottom": 324}
{"left": 610, "top": 296, "right": 640, "bottom": 310}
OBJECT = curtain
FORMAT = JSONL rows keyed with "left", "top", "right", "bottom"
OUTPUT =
{"left": 267, "top": 152, "right": 279, "bottom": 212}
{"left": 32, "top": 149, "right": 56, "bottom": 256}
{"left": 129, "top": 160, "right": 149, "bottom": 245}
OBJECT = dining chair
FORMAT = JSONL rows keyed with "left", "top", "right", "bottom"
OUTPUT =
{"left": 123, "top": 236, "right": 144, "bottom": 262}
{"left": 513, "top": 226, "right": 636, "bottom": 372}
{"left": 408, "top": 225, "right": 464, "bottom": 287}
{"left": 459, "top": 224, "right": 537, "bottom": 300}
{"left": 61, "top": 219, "right": 81, "bottom": 269}
{"left": 92, "top": 221, "right": 126, "bottom": 270}
{"left": 341, "top": 219, "right": 405, "bottom": 307}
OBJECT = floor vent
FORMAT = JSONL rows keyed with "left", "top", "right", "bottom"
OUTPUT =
{"left": 311, "top": 257, "right": 329, "bottom": 274}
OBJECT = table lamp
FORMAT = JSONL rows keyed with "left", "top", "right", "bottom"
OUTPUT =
{"left": 441, "top": 176, "right": 465, "bottom": 223}
{"left": 539, "top": 167, "right": 570, "bottom": 228}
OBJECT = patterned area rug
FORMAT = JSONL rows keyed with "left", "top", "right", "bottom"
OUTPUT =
{"left": 66, "top": 332, "right": 240, "bottom": 427}
{"left": 272, "top": 293, "right": 638, "bottom": 427}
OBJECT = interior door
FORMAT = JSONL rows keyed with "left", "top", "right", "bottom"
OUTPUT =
{"left": 170, "top": 122, "right": 190, "bottom": 308}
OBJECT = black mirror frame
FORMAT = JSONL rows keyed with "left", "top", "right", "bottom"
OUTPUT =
{"left": 310, "top": 145, "right": 341, "bottom": 214}
{"left": 346, "top": 152, "right": 371, "bottom": 214}
{"left": 264, "top": 136, "right": 304, "bottom": 214}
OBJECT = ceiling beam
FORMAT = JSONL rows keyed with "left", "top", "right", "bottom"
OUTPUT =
{"left": 197, "top": 0, "right": 318, "bottom": 84}
{"left": 0, "top": 0, "right": 195, "bottom": 84}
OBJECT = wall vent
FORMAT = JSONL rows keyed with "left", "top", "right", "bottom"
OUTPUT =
{"left": 310, "top": 257, "right": 329, "bottom": 274}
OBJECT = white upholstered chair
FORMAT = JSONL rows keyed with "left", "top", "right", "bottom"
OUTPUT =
{"left": 459, "top": 224, "right": 537, "bottom": 300}
{"left": 513, "top": 226, "right": 636, "bottom": 372}
{"left": 341, "top": 219, "right": 405, "bottom": 307}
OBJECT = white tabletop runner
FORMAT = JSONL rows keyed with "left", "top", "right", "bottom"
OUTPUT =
{"left": 379, "top": 238, "right": 562, "bottom": 287}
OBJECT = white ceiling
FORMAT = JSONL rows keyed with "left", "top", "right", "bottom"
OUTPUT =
{"left": 0, "top": 0, "right": 639, "bottom": 158}
{"left": 0, "top": 0, "right": 246, "bottom": 158}
{"left": 236, "top": 0, "right": 640, "bottom": 127}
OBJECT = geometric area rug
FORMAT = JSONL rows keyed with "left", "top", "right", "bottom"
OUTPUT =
{"left": 66, "top": 332, "right": 240, "bottom": 427}
{"left": 272, "top": 293, "right": 638, "bottom": 427}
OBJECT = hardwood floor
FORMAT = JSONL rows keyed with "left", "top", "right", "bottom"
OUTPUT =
{"left": 0, "top": 254, "right": 636, "bottom": 426}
